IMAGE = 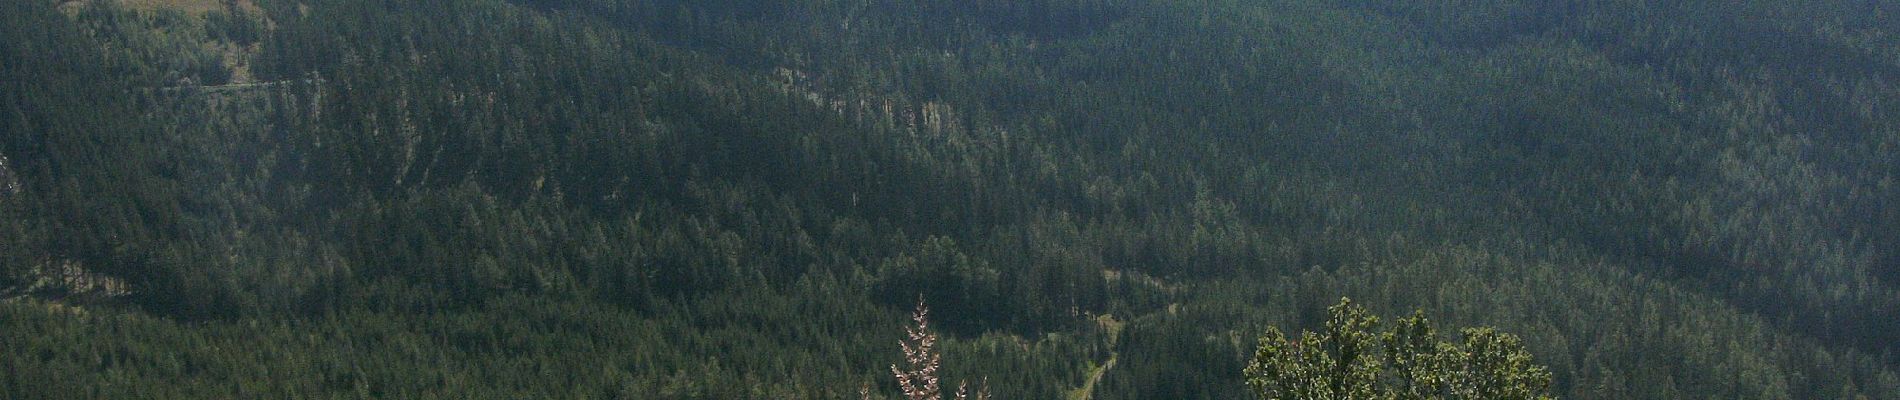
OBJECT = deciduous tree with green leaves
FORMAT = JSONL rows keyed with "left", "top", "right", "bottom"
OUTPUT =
{"left": 1245, "top": 298, "right": 1553, "bottom": 400}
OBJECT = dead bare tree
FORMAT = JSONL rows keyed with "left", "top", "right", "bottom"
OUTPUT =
{"left": 875, "top": 297, "right": 991, "bottom": 400}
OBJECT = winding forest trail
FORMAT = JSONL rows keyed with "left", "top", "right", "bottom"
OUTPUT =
{"left": 150, "top": 78, "right": 323, "bottom": 94}
{"left": 1069, "top": 314, "right": 1128, "bottom": 400}
{"left": 1073, "top": 353, "right": 1117, "bottom": 400}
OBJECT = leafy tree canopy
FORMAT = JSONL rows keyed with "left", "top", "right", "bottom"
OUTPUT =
{"left": 1246, "top": 298, "right": 1553, "bottom": 400}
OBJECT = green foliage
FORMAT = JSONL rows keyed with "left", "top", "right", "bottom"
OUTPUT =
{"left": 4, "top": 0, "right": 1900, "bottom": 398}
{"left": 1245, "top": 298, "right": 1552, "bottom": 400}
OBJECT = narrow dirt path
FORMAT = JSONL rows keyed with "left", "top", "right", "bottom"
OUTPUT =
{"left": 1074, "top": 353, "right": 1118, "bottom": 400}
{"left": 1070, "top": 313, "right": 1129, "bottom": 400}
{"left": 151, "top": 78, "right": 323, "bottom": 93}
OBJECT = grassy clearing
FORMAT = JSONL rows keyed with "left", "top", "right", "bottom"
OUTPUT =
{"left": 110, "top": 0, "right": 259, "bottom": 15}
{"left": 115, "top": 0, "right": 222, "bottom": 14}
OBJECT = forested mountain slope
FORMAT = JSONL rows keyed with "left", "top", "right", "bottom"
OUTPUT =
{"left": 3, "top": 0, "right": 1898, "bottom": 398}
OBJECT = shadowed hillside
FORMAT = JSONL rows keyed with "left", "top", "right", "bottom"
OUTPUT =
{"left": 3, "top": 0, "right": 1898, "bottom": 398}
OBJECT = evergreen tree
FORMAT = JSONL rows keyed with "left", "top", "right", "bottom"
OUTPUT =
{"left": 1245, "top": 298, "right": 1553, "bottom": 400}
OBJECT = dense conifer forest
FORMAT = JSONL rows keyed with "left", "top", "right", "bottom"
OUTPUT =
{"left": 3, "top": 0, "right": 1899, "bottom": 398}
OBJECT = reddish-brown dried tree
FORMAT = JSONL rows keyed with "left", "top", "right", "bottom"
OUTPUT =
{"left": 876, "top": 297, "right": 990, "bottom": 400}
